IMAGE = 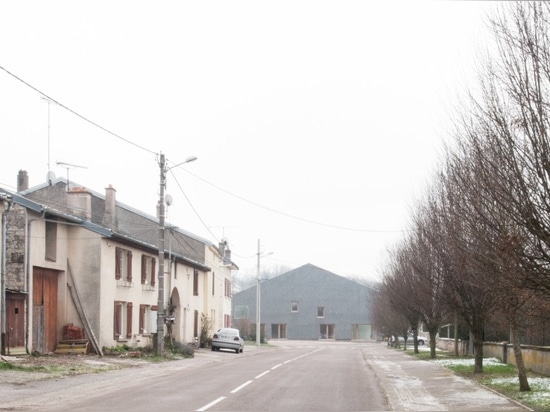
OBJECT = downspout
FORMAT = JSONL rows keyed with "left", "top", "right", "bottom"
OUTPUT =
{"left": 1, "top": 194, "right": 13, "bottom": 356}
{"left": 25, "top": 212, "right": 44, "bottom": 354}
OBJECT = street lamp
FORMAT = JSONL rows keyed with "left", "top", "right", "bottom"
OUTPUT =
{"left": 157, "top": 153, "right": 197, "bottom": 356}
{"left": 256, "top": 239, "right": 272, "bottom": 347}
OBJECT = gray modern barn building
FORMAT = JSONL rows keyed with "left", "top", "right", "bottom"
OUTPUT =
{"left": 232, "top": 264, "right": 376, "bottom": 341}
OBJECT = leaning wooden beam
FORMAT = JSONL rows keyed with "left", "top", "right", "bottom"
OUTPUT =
{"left": 67, "top": 260, "right": 103, "bottom": 356}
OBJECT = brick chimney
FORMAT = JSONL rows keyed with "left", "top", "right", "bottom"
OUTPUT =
{"left": 102, "top": 184, "right": 118, "bottom": 229}
{"left": 17, "top": 170, "right": 29, "bottom": 192}
{"left": 67, "top": 187, "right": 92, "bottom": 220}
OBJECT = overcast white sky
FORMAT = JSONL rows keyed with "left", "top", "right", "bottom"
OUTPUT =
{"left": 0, "top": 1, "right": 495, "bottom": 281}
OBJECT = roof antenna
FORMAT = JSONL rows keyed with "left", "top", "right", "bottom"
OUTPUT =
{"left": 56, "top": 161, "right": 87, "bottom": 192}
{"left": 41, "top": 97, "right": 53, "bottom": 185}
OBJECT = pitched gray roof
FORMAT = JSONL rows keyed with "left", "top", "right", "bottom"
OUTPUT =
{"left": 20, "top": 178, "right": 210, "bottom": 270}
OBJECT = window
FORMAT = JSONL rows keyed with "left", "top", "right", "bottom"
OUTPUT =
{"left": 291, "top": 301, "right": 299, "bottom": 312}
{"left": 193, "top": 269, "right": 199, "bottom": 296}
{"left": 317, "top": 307, "right": 325, "bottom": 318}
{"left": 139, "top": 304, "right": 155, "bottom": 334}
{"left": 115, "top": 247, "right": 133, "bottom": 284}
{"left": 141, "top": 254, "right": 156, "bottom": 289}
{"left": 114, "top": 301, "right": 133, "bottom": 340}
{"left": 224, "top": 314, "right": 231, "bottom": 328}
{"left": 212, "top": 272, "right": 215, "bottom": 296}
{"left": 45, "top": 221, "right": 57, "bottom": 262}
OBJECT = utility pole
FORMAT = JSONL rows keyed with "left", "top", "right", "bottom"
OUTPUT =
{"left": 256, "top": 239, "right": 261, "bottom": 347}
{"left": 157, "top": 153, "right": 166, "bottom": 355}
{"left": 156, "top": 153, "right": 196, "bottom": 356}
{"left": 255, "top": 240, "right": 273, "bottom": 347}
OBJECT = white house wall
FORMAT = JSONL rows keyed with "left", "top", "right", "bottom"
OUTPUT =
{"left": 205, "top": 245, "right": 234, "bottom": 333}
{"left": 4, "top": 178, "right": 237, "bottom": 353}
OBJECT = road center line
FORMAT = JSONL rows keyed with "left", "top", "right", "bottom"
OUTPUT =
{"left": 230, "top": 380, "right": 253, "bottom": 393}
{"left": 271, "top": 363, "right": 282, "bottom": 370}
{"left": 196, "top": 396, "right": 226, "bottom": 411}
{"left": 255, "top": 370, "right": 270, "bottom": 379}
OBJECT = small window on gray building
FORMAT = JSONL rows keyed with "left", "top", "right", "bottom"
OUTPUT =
{"left": 317, "top": 306, "right": 325, "bottom": 318}
{"left": 291, "top": 301, "right": 299, "bottom": 312}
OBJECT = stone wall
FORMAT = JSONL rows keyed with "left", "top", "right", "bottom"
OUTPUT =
{"left": 5, "top": 204, "right": 26, "bottom": 291}
{"left": 436, "top": 337, "right": 469, "bottom": 355}
{"left": 485, "top": 341, "right": 550, "bottom": 376}
{"left": 438, "top": 338, "right": 550, "bottom": 377}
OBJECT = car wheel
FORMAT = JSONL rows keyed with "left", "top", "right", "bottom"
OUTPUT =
{"left": 418, "top": 340, "right": 425, "bottom": 345}
{"left": 211, "top": 346, "right": 216, "bottom": 351}
{"left": 235, "top": 348, "right": 239, "bottom": 354}
{"left": 240, "top": 347, "right": 244, "bottom": 353}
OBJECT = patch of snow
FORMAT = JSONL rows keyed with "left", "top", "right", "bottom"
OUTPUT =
{"left": 433, "top": 357, "right": 505, "bottom": 367}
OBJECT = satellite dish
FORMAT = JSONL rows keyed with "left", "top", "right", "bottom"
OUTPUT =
{"left": 46, "top": 171, "right": 56, "bottom": 183}
{"left": 165, "top": 194, "right": 173, "bottom": 206}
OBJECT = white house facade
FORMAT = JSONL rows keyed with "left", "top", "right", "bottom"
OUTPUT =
{"left": 0, "top": 170, "right": 236, "bottom": 355}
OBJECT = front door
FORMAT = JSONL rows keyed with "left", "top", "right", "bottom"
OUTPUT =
{"left": 6, "top": 292, "right": 26, "bottom": 349}
{"left": 32, "top": 267, "right": 59, "bottom": 353}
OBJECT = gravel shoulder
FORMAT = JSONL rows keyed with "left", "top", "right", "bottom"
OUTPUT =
{"left": 0, "top": 353, "right": 155, "bottom": 385}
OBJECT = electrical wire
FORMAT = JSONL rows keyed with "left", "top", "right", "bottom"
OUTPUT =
{"left": 1, "top": 65, "right": 405, "bottom": 235}
{"left": 168, "top": 169, "right": 220, "bottom": 241}
{"left": 0, "top": 65, "right": 157, "bottom": 156}
{"left": 181, "top": 168, "right": 406, "bottom": 233}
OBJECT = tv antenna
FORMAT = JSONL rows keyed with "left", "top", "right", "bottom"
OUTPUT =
{"left": 57, "top": 161, "right": 87, "bottom": 191}
{"left": 41, "top": 97, "right": 53, "bottom": 184}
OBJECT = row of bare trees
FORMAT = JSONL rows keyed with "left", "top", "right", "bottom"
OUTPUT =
{"left": 372, "top": 2, "right": 550, "bottom": 392}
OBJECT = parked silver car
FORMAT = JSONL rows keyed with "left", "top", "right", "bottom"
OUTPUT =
{"left": 211, "top": 328, "right": 245, "bottom": 353}
{"left": 397, "top": 334, "right": 427, "bottom": 346}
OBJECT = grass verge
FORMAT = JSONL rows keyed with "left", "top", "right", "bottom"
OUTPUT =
{"left": 401, "top": 347, "right": 550, "bottom": 411}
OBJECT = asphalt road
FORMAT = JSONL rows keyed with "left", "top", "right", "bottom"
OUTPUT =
{"left": 202, "top": 341, "right": 387, "bottom": 411}
{"left": 0, "top": 341, "right": 529, "bottom": 411}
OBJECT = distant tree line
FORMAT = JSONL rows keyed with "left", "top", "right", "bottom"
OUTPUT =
{"left": 372, "top": 2, "right": 550, "bottom": 393}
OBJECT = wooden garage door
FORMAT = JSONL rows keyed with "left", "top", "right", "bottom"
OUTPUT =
{"left": 32, "top": 267, "right": 58, "bottom": 354}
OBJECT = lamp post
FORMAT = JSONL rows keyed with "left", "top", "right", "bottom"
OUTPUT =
{"left": 157, "top": 153, "right": 196, "bottom": 356}
{"left": 256, "top": 239, "right": 272, "bottom": 347}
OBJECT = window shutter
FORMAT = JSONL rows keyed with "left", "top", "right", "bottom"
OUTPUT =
{"left": 115, "top": 248, "right": 121, "bottom": 280}
{"left": 126, "top": 302, "right": 133, "bottom": 338}
{"left": 114, "top": 301, "right": 121, "bottom": 339}
{"left": 151, "top": 258, "right": 156, "bottom": 287}
{"left": 141, "top": 255, "right": 146, "bottom": 284}
{"left": 193, "top": 269, "right": 199, "bottom": 296}
{"left": 139, "top": 305, "right": 146, "bottom": 334}
{"left": 127, "top": 251, "right": 133, "bottom": 282}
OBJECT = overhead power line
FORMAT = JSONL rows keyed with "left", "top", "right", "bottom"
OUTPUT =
{"left": 181, "top": 169, "right": 406, "bottom": 234}
{"left": 1, "top": 65, "right": 405, "bottom": 235}
{"left": 0, "top": 65, "right": 157, "bottom": 156}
